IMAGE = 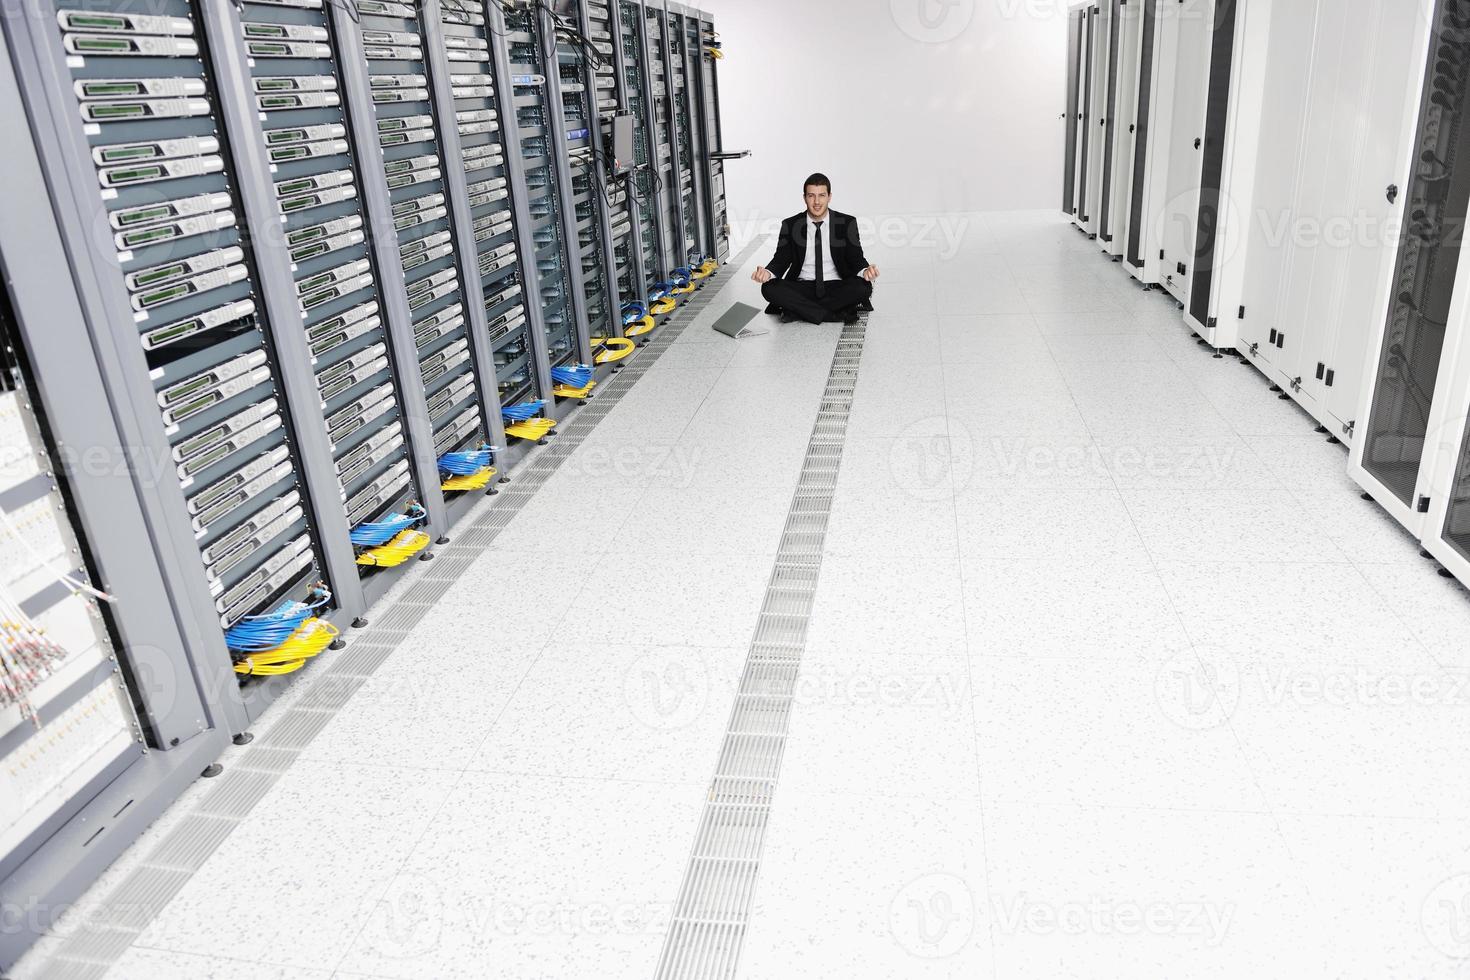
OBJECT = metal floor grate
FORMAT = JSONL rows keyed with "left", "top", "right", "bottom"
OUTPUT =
{"left": 655, "top": 318, "right": 868, "bottom": 980}
{"left": 25, "top": 242, "right": 762, "bottom": 980}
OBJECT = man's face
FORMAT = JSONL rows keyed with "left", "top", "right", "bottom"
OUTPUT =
{"left": 804, "top": 185, "right": 830, "bottom": 220}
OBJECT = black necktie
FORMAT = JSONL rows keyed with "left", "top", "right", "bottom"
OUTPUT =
{"left": 813, "top": 221, "right": 825, "bottom": 297}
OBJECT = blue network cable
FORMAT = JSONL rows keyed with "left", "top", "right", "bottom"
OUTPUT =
{"left": 438, "top": 445, "right": 497, "bottom": 476}
{"left": 621, "top": 302, "right": 646, "bottom": 323}
{"left": 551, "top": 363, "right": 593, "bottom": 388}
{"left": 649, "top": 283, "right": 672, "bottom": 301}
{"left": 349, "top": 503, "right": 426, "bottom": 547}
{"left": 502, "top": 399, "right": 546, "bottom": 422}
{"left": 671, "top": 267, "right": 692, "bottom": 288}
{"left": 223, "top": 588, "right": 331, "bottom": 653}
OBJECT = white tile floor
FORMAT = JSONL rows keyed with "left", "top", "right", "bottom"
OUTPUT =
{"left": 16, "top": 210, "right": 1470, "bottom": 980}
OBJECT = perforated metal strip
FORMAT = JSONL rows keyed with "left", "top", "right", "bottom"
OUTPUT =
{"left": 27, "top": 243, "right": 759, "bottom": 980}
{"left": 655, "top": 317, "right": 868, "bottom": 980}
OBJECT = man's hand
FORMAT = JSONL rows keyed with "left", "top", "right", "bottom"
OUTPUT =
{"left": 752, "top": 266, "right": 774, "bottom": 284}
{"left": 861, "top": 265, "right": 880, "bottom": 283}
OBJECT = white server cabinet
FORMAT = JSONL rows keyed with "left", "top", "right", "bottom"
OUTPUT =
{"left": 1099, "top": 0, "right": 1137, "bottom": 258}
{"left": 1083, "top": 2, "right": 1110, "bottom": 238}
{"left": 1352, "top": 0, "right": 1466, "bottom": 534}
{"left": 1074, "top": 3, "right": 1100, "bottom": 233}
{"left": 1155, "top": 0, "right": 1212, "bottom": 304}
{"left": 1122, "top": 0, "right": 1167, "bottom": 283}
{"left": 1422, "top": 284, "right": 1470, "bottom": 589}
{"left": 1064, "top": 7, "right": 1083, "bottom": 219}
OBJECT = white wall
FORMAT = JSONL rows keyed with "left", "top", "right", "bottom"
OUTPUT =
{"left": 697, "top": 0, "right": 1069, "bottom": 236}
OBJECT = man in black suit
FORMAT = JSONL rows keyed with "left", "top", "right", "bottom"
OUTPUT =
{"left": 752, "top": 173, "right": 880, "bottom": 325}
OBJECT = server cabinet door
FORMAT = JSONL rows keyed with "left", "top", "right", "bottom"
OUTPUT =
{"left": 1353, "top": 0, "right": 1470, "bottom": 522}
{"left": 1064, "top": 8, "right": 1082, "bottom": 216}
{"left": 1158, "top": 0, "right": 1211, "bottom": 303}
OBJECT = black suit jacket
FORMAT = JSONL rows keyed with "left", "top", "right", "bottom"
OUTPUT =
{"left": 763, "top": 210, "right": 874, "bottom": 312}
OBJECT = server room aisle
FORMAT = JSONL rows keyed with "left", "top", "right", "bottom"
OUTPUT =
{"left": 16, "top": 212, "right": 1470, "bottom": 980}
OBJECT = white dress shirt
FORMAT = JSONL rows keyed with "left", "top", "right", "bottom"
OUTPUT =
{"left": 798, "top": 213, "right": 836, "bottom": 283}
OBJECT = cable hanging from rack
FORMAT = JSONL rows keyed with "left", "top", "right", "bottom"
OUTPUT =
{"left": 0, "top": 580, "right": 70, "bottom": 728}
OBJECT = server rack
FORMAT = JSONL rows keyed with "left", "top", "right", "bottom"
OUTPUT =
{"left": 505, "top": 1, "right": 598, "bottom": 411}
{"left": 621, "top": 0, "right": 669, "bottom": 306}
{"left": 645, "top": 2, "right": 683, "bottom": 272}
{"left": 1123, "top": 0, "right": 1167, "bottom": 284}
{"left": 1063, "top": 7, "right": 1082, "bottom": 217}
{"left": 1076, "top": 3, "right": 1096, "bottom": 232}
{"left": 1156, "top": 0, "right": 1211, "bottom": 303}
{"left": 692, "top": 9, "right": 730, "bottom": 264}
{"left": 440, "top": 0, "right": 554, "bottom": 464}
{"left": 235, "top": 0, "right": 449, "bottom": 600}
{"left": 27, "top": 0, "right": 359, "bottom": 717}
{"left": 556, "top": 0, "right": 624, "bottom": 376}
{"left": 669, "top": 6, "right": 709, "bottom": 265}
{"left": 1352, "top": 0, "right": 1470, "bottom": 532}
{"left": 1094, "top": 0, "right": 1121, "bottom": 252}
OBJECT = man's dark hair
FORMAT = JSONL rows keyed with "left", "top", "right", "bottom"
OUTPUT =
{"left": 803, "top": 173, "right": 831, "bottom": 195}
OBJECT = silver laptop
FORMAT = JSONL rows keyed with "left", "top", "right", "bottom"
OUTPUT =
{"left": 711, "top": 302, "right": 769, "bottom": 339}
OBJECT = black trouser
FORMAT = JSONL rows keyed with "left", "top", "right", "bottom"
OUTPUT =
{"left": 761, "top": 276, "right": 872, "bottom": 324}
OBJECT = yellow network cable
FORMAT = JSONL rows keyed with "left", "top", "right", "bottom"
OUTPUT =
{"left": 649, "top": 297, "right": 677, "bottom": 316}
{"left": 355, "top": 529, "right": 431, "bottom": 568}
{"left": 625, "top": 315, "right": 656, "bottom": 337}
{"left": 232, "top": 618, "right": 338, "bottom": 676}
{"left": 441, "top": 466, "right": 497, "bottom": 492}
{"left": 669, "top": 282, "right": 696, "bottom": 296}
{"left": 553, "top": 380, "right": 597, "bottom": 399}
{"left": 505, "top": 416, "right": 557, "bottom": 441}
{"left": 591, "top": 336, "right": 636, "bottom": 364}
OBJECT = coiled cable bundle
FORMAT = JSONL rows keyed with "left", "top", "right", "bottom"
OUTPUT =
{"left": 503, "top": 399, "right": 555, "bottom": 441}
{"left": 349, "top": 503, "right": 427, "bottom": 547}
{"left": 591, "top": 336, "right": 635, "bottom": 365}
{"left": 439, "top": 444, "right": 498, "bottom": 491}
{"left": 550, "top": 363, "right": 595, "bottom": 398}
{"left": 623, "top": 301, "right": 656, "bottom": 337}
{"left": 227, "top": 587, "right": 337, "bottom": 677}
{"left": 354, "top": 529, "right": 431, "bottom": 568}
{"left": 669, "top": 267, "right": 696, "bottom": 295}
{"left": 648, "top": 286, "right": 677, "bottom": 316}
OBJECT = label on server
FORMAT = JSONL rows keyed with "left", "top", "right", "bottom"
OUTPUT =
{"left": 379, "top": 127, "right": 435, "bottom": 148}
{"left": 194, "top": 460, "right": 297, "bottom": 536}
{"left": 318, "top": 342, "right": 386, "bottom": 387}
{"left": 391, "top": 193, "right": 445, "bottom": 218}
{"left": 131, "top": 263, "right": 247, "bottom": 312}
{"left": 452, "top": 85, "right": 494, "bottom": 100}
{"left": 401, "top": 240, "right": 453, "bottom": 271}
{"left": 111, "top": 192, "right": 233, "bottom": 231}
{"left": 142, "top": 298, "right": 255, "bottom": 352}
{"left": 275, "top": 169, "right": 354, "bottom": 198}
{"left": 115, "top": 209, "right": 235, "bottom": 252}
{"left": 337, "top": 424, "right": 403, "bottom": 481}
{"left": 159, "top": 349, "right": 267, "bottom": 409}
{"left": 370, "top": 73, "right": 427, "bottom": 88}
{"left": 414, "top": 315, "right": 460, "bottom": 349}
{"left": 296, "top": 259, "right": 371, "bottom": 297}
{"left": 302, "top": 274, "right": 375, "bottom": 313}
{"left": 426, "top": 374, "right": 475, "bottom": 422}
{"left": 75, "top": 76, "right": 204, "bottom": 101}
{"left": 393, "top": 205, "right": 446, "bottom": 231}
{"left": 420, "top": 338, "right": 468, "bottom": 372}
{"left": 378, "top": 114, "right": 433, "bottom": 134}
{"left": 406, "top": 267, "right": 456, "bottom": 299}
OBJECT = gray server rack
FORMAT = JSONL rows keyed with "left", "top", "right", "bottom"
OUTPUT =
{"left": 619, "top": 0, "right": 669, "bottom": 308}
{"left": 557, "top": 0, "right": 626, "bottom": 362}
{"left": 688, "top": 8, "right": 730, "bottom": 264}
{"left": 0, "top": 0, "right": 733, "bottom": 964}
{"left": 504, "top": 1, "right": 596, "bottom": 403}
